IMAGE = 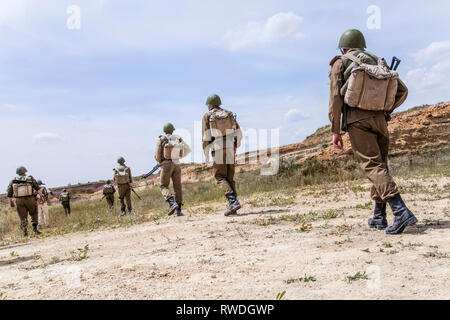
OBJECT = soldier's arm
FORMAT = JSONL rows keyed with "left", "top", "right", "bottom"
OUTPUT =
{"left": 234, "top": 121, "right": 242, "bottom": 149}
{"left": 128, "top": 168, "right": 133, "bottom": 183}
{"left": 30, "top": 177, "right": 44, "bottom": 202}
{"left": 155, "top": 138, "right": 163, "bottom": 163}
{"left": 202, "top": 113, "right": 212, "bottom": 157}
{"left": 328, "top": 58, "right": 345, "bottom": 134}
{"left": 7, "top": 182, "right": 14, "bottom": 207}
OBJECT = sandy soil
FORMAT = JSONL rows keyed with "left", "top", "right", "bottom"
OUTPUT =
{"left": 1, "top": 176, "right": 449, "bottom": 300}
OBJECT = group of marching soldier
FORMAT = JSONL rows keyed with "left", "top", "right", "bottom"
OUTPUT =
{"left": 6, "top": 93, "right": 243, "bottom": 236}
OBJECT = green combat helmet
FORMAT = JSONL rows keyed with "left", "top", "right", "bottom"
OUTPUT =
{"left": 16, "top": 166, "right": 27, "bottom": 176}
{"left": 117, "top": 157, "right": 125, "bottom": 165}
{"left": 106, "top": 180, "right": 111, "bottom": 184}
{"left": 205, "top": 94, "right": 222, "bottom": 107}
{"left": 37, "top": 180, "right": 43, "bottom": 185}
{"left": 338, "top": 29, "right": 367, "bottom": 49}
{"left": 163, "top": 123, "right": 175, "bottom": 134}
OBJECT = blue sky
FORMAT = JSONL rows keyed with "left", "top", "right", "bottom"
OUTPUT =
{"left": 1, "top": 0, "right": 449, "bottom": 188}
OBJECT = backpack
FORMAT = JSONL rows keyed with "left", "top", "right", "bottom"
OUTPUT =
{"left": 162, "top": 135, "right": 190, "bottom": 160}
{"left": 103, "top": 184, "right": 115, "bottom": 195}
{"left": 114, "top": 166, "right": 130, "bottom": 184}
{"left": 208, "top": 108, "right": 237, "bottom": 138}
{"left": 60, "top": 192, "right": 70, "bottom": 201}
{"left": 12, "top": 176, "right": 34, "bottom": 197}
{"left": 341, "top": 51, "right": 400, "bottom": 112}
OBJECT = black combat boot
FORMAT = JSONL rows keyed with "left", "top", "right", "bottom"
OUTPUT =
{"left": 176, "top": 203, "right": 184, "bottom": 217}
{"left": 32, "top": 223, "right": 41, "bottom": 235}
{"left": 386, "top": 194, "right": 418, "bottom": 235}
{"left": 368, "top": 203, "right": 388, "bottom": 230}
{"left": 120, "top": 205, "right": 127, "bottom": 217}
{"left": 224, "top": 193, "right": 241, "bottom": 216}
{"left": 167, "top": 197, "right": 179, "bottom": 216}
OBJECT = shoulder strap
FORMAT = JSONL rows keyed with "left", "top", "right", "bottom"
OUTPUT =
{"left": 343, "top": 52, "right": 363, "bottom": 66}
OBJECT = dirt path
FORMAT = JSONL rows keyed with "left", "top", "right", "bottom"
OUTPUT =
{"left": 1, "top": 176, "right": 449, "bottom": 300}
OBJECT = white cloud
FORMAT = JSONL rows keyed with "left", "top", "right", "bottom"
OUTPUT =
{"left": 220, "top": 12, "right": 304, "bottom": 51}
{"left": 32, "top": 132, "right": 63, "bottom": 144}
{"left": 284, "top": 108, "right": 308, "bottom": 122}
{"left": 405, "top": 41, "right": 450, "bottom": 91}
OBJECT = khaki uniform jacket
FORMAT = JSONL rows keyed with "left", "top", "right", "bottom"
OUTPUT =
{"left": 201, "top": 106, "right": 242, "bottom": 154}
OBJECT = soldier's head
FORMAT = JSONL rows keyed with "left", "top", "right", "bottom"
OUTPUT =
{"left": 63, "top": 188, "right": 67, "bottom": 192}
{"left": 117, "top": 157, "right": 125, "bottom": 165}
{"left": 37, "top": 180, "right": 43, "bottom": 186}
{"left": 106, "top": 180, "right": 111, "bottom": 184}
{"left": 16, "top": 166, "right": 27, "bottom": 176}
{"left": 163, "top": 123, "right": 175, "bottom": 134}
{"left": 338, "top": 29, "right": 366, "bottom": 54}
{"left": 205, "top": 94, "right": 222, "bottom": 108}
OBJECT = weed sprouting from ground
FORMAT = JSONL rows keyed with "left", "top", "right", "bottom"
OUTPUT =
{"left": 70, "top": 244, "right": 90, "bottom": 261}
{"left": 345, "top": 271, "right": 369, "bottom": 283}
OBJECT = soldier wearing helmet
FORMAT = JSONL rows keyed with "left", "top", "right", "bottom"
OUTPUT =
{"left": 58, "top": 188, "right": 72, "bottom": 216}
{"left": 202, "top": 94, "right": 243, "bottom": 216}
{"left": 6, "top": 167, "right": 44, "bottom": 236}
{"left": 155, "top": 123, "right": 191, "bottom": 216}
{"left": 36, "top": 180, "right": 50, "bottom": 228}
{"left": 113, "top": 157, "right": 133, "bottom": 216}
{"left": 102, "top": 179, "right": 116, "bottom": 211}
{"left": 329, "top": 29, "right": 415, "bottom": 235}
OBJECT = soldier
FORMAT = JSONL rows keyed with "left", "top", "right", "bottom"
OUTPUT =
{"left": 155, "top": 123, "right": 191, "bottom": 216}
{"left": 113, "top": 157, "right": 133, "bottom": 216}
{"left": 6, "top": 167, "right": 44, "bottom": 236}
{"left": 202, "top": 94, "right": 243, "bottom": 216}
{"left": 328, "top": 29, "right": 417, "bottom": 234}
{"left": 59, "top": 188, "right": 72, "bottom": 216}
{"left": 102, "top": 179, "right": 116, "bottom": 211}
{"left": 36, "top": 180, "right": 50, "bottom": 228}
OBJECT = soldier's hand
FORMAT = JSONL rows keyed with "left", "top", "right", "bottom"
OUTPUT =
{"left": 9, "top": 200, "right": 15, "bottom": 208}
{"left": 332, "top": 133, "right": 344, "bottom": 150}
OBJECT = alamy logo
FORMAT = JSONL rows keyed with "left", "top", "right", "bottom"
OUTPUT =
{"left": 67, "top": 5, "right": 81, "bottom": 30}
{"left": 367, "top": 5, "right": 381, "bottom": 30}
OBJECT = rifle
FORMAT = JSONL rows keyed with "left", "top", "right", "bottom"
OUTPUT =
{"left": 130, "top": 187, "right": 142, "bottom": 200}
{"left": 384, "top": 56, "right": 402, "bottom": 123}
{"left": 390, "top": 56, "right": 401, "bottom": 71}
{"left": 141, "top": 164, "right": 160, "bottom": 179}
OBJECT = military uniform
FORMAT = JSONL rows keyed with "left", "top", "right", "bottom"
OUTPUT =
{"left": 7, "top": 168, "right": 42, "bottom": 236}
{"left": 155, "top": 135, "right": 184, "bottom": 204}
{"left": 59, "top": 190, "right": 72, "bottom": 216}
{"left": 328, "top": 54, "right": 402, "bottom": 203}
{"left": 37, "top": 184, "right": 50, "bottom": 228}
{"left": 102, "top": 182, "right": 116, "bottom": 210}
{"left": 202, "top": 107, "right": 242, "bottom": 196}
{"left": 202, "top": 94, "right": 243, "bottom": 216}
{"left": 156, "top": 123, "right": 191, "bottom": 216}
{"left": 113, "top": 159, "right": 133, "bottom": 215}
{"left": 329, "top": 29, "right": 417, "bottom": 234}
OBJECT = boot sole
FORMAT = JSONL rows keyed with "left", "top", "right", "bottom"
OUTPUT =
{"left": 168, "top": 205, "right": 179, "bottom": 216}
{"left": 368, "top": 219, "right": 387, "bottom": 230}
{"left": 386, "top": 216, "right": 418, "bottom": 235}
{"left": 224, "top": 204, "right": 241, "bottom": 216}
